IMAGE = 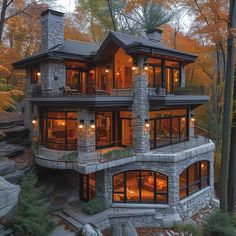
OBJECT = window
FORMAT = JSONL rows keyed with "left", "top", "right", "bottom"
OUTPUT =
{"left": 179, "top": 161, "right": 209, "bottom": 200}
{"left": 114, "top": 48, "right": 133, "bottom": 89}
{"left": 80, "top": 173, "right": 96, "bottom": 202}
{"left": 120, "top": 111, "right": 132, "bottom": 147}
{"left": 66, "top": 61, "right": 87, "bottom": 93}
{"left": 42, "top": 111, "right": 77, "bottom": 151}
{"left": 31, "top": 65, "right": 41, "bottom": 83}
{"left": 149, "top": 109, "right": 188, "bottom": 149}
{"left": 113, "top": 170, "right": 168, "bottom": 204}
{"left": 147, "top": 58, "right": 181, "bottom": 93}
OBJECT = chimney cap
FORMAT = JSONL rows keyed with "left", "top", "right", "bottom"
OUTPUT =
{"left": 41, "top": 9, "right": 65, "bottom": 17}
{"left": 145, "top": 28, "right": 163, "bottom": 35}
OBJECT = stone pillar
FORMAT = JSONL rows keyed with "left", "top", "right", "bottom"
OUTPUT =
{"left": 132, "top": 57, "right": 150, "bottom": 153}
{"left": 180, "top": 63, "right": 185, "bottom": 88}
{"left": 77, "top": 110, "right": 96, "bottom": 152}
{"left": 168, "top": 171, "right": 179, "bottom": 214}
{"left": 189, "top": 111, "right": 194, "bottom": 137}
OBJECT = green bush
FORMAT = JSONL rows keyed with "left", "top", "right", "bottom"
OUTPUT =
{"left": 60, "top": 151, "right": 78, "bottom": 161}
{"left": 173, "top": 223, "right": 202, "bottom": 236}
{"left": 101, "top": 148, "right": 134, "bottom": 161}
{"left": 203, "top": 211, "right": 236, "bottom": 236}
{"left": 14, "top": 171, "right": 55, "bottom": 236}
{"left": 31, "top": 142, "right": 39, "bottom": 155}
{"left": 0, "top": 84, "right": 13, "bottom": 91}
{"left": 82, "top": 198, "right": 108, "bottom": 215}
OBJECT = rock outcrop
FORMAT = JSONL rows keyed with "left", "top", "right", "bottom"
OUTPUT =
{"left": 78, "top": 224, "right": 104, "bottom": 236}
{"left": 0, "top": 176, "right": 20, "bottom": 219}
{"left": 110, "top": 221, "right": 138, "bottom": 236}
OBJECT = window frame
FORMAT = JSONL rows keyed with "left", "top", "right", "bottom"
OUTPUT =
{"left": 31, "top": 65, "right": 40, "bottom": 84}
{"left": 41, "top": 111, "right": 77, "bottom": 151}
{"left": 113, "top": 170, "right": 168, "bottom": 204}
{"left": 179, "top": 161, "right": 210, "bottom": 200}
{"left": 80, "top": 173, "right": 96, "bottom": 202}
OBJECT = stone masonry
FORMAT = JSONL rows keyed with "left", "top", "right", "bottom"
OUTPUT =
{"left": 132, "top": 57, "right": 150, "bottom": 153}
{"left": 40, "top": 10, "right": 64, "bottom": 51}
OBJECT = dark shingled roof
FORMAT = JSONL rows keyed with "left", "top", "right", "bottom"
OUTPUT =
{"left": 12, "top": 31, "right": 197, "bottom": 68}
{"left": 55, "top": 40, "right": 99, "bottom": 56}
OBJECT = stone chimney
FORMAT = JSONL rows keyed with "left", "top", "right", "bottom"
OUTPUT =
{"left": 40, "top": 9, "right": 65, "bottom": 51}
{"left": 145, "top": 29, "right": 163, "bottom": 43}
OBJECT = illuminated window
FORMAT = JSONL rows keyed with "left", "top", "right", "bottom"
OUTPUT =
{"left": 31, "top": 65, "right": 41, "bottom": 83}
{"left": 80, "top": 173, "right": 96, "bottom": 202}
{"left": 114, "top": 48, "right": 133, "bottom": 89}
{"left": 179, "top": 161, "right": 209, "bottom": 200}
{"left": 113, "top": 170, "right": 168, "bottom": 204}
{"left": 149, "top": 109, "right": 188, "bottom": 149}
{"left": 42, "top": 111, "right": 77, "bottom": 151}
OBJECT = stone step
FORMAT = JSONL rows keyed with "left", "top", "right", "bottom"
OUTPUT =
{"left": 58, "top": 212, "right": 83, "bottom": 230}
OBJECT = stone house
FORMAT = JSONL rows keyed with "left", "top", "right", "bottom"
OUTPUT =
{"left": 13, "top": 9, "right": 215, "bottom": 229}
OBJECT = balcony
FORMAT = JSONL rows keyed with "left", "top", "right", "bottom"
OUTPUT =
{"left": 33, "top": 136, "right": 214, "bottom": 174}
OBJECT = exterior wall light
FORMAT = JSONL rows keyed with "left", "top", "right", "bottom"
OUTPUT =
{"left": 190, "top": 114, "right": 196, "bottom": 122}
{"left": 90, "top": 120, "right": 95, "bottom": 129}
{"left": 105, "top": 66, "right": 110, "bottom": 73}
{"left": 32, "top": 119, "right": 37, "bottom": 125}
{"left": 145, "top": 119, "right": 150, "bottom": 128}
{"left": 132, "top": 62, "right": 138, "bottom": 71}
{"left": 79, "top": 119, "right": 84, "bottom": 129}
{"left": 143, "top": 63, "right": 149, "bottom": 71}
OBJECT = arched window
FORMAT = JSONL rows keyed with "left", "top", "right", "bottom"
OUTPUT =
{"left": 179, "top": 161, "right": 209, "bottom": 200}
{"left": 113, "top": 170, "right": 168, "bottom": 204}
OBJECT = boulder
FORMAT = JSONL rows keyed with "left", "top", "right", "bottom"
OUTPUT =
{"left": 78, "top": 224, "right": 104, "bottom": 236}
{"left": 110, "top": 221, "right": 138, "bottom": 236}
{"left": 0, "top": 176, "right": 20, "bottom": 220}
{"left": 4, "top": 168, "right": 30, "bottom": 184}
{"left": 0, "top": 158, "right": 16, "bottom": 176}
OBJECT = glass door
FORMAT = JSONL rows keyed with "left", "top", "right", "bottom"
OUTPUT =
{"left": 156, "top": 118, "right": 171, "bottom": 147}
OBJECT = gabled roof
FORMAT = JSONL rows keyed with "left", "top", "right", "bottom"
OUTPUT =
{"left": 95, "top": 31, "right": 197, "bottom": 63}
{"left": 13, "top": 31, "right": 197, "bottom": 68}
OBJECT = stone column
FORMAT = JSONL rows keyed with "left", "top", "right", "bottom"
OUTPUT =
{"left": 168, "top": 171, "right": 179, "bottom": 214}
{"left": 77, "top": 110, "right": 96, "bottom": 152}
{"left": 132, "top": 57, "right": 150, "bottom": 153}
{"left": 189, "top": 111, "right": 195, "bottom": 137}
{"left": 180, "top": 63, "right": 185, "bottom": 88}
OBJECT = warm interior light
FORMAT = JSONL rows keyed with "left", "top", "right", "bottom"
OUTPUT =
{"left": 105, "top": 69, "right": 109, "bottom": 73}
{"left": 132, "top": 66, "right": 138, "bottom": 71}
{"left": 201, "top": 164, "right": 205, "bottom": 168}
{"left": 37, "top": 72, "right": 41, "bottom": 76}
{"left": 145, "top": 119, "right": 150, "bottom": 128}
{"left": 181, "top": 117, "right": 186, "bottom": 122}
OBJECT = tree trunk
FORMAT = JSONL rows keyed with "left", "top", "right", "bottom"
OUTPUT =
{"left": 220, "top": 0, "right": 236, "bottom": 212}
{"left": 0, "top": 0, "right": 8, "bottom": 45}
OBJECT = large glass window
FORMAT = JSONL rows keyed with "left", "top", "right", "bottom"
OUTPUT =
{"left": 179, "top": 161, "right": 209, "bottom": 200}
{"left": 120, "top": 111, "right": 132, "bottom": 147}
{"left": 113, "top": 170, "right": 168, "bottom": 204}
{"left": 150, "top": 109, "right": 188, "bottom": 149}
{"left": 96, "top": 112, "right": 113, "bottom": 148}
{"left": 147, "top": 58, "right": 181, "bottom": 93}
{"left": 80, "top": 173, "right": 96, "bottom": 202}
{"left": 42, "top": 111, "right": 77, "bottom": 150}
{"left": 66, "top": 61, "right": 87, "bottom": 93}
{"left": 114, "top": 48, "right": 133, "bottom": 89}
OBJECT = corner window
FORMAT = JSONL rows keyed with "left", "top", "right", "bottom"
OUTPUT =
{"left": 42, "top": 111, "right": 77, "bottom": 151}
{"left": 31, "top": 65, "right": 41, "bottom": 83}
{"left": 179, "top": 161, "right": 209, "bottom": 200}
{"left": 113, "top": 170, "right": 168, "bottom": 204}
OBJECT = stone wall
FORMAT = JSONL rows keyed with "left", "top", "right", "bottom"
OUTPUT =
{"left": 41, "top": 60, "right": 66, "bottom": 92}
{"left": 96, "top": 143, "right": 214, "bottom": 219}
